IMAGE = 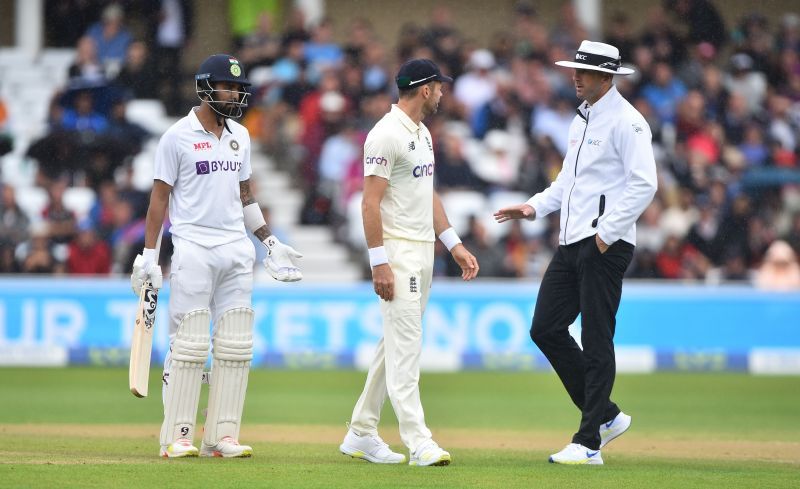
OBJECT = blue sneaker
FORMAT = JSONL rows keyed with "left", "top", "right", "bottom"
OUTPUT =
{"left": 599, "top": 412, "right": 631, "bottom": 448}
{"left": 548, "top": 443, "right": 603, "bottom": 465}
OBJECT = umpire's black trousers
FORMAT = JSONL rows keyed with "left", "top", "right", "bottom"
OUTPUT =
{"left": 531, "top": 235, "right": 634, "bottom": 450}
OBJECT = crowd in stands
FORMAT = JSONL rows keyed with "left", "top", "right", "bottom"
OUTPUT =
{"left": 1, "top": 0, "right": 799, "bottom": 288}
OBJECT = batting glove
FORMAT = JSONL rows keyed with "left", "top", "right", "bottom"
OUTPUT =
{"left": 262, "top": 235, "right": 303, "bottom": 282}
{"left": 130, "top": 249, "right": 163, "bottom": 295}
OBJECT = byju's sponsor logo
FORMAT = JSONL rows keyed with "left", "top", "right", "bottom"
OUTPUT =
{"left": 412, "top": 162, "right": 434, "bottom": 178}
{"left": 195, "top": 160, "right": 242, "bottom": 175}
{"left": 365, "top": 155, "right": 388, "bottom": 166}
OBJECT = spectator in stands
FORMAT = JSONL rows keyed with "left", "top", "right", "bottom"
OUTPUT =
{"left": 106, "top": 98, "right": 150, "bottom": 149}
{"left": 317, "top": 119, "right": 360, "bottom": 214}
{"left": 464, "top": 129, "right": 525, "bottom": 190}
{"left": 655, "top": 234, "right": 708, "bottom": 279}
{"left": 342, "top": 17, "right": 376, "bottom": 63}
{"left": 146, "top": 0, "right": 194, "bottom": 115}
{"left": 84, "top": 3, "right": 132, "bottom": 76}
{"left": 20, "top": 223, "right": 57, "bottom": 274}
{"left": 640, "top": 5, "right": 685, "bottom": 66}
{"left": 667, "top": 0, "right": 727, "bottom": 50}
{"left": 453, "top": 49, "right": 497, "bottom": 119}
{"left": 0, "top": 241, "right": 19, "bottom": 273}
{"left": 59, "top": 90, "right": 108, "bottom": 135}
{"left": 109, "top": 198, "right": 145, "bottom": 273}
{"left": 298, "top": 83, "right": 348, "bottom": 190}
{"left": 0, "top": 97, "right": 11, "bottom": 157}
{"left": 640, "top": 61, "right": 687, "bottom": 125}
{"left": 42, "top": 181, "right": 77, "bottom": 245}
{"left": 499, "top": 220, "right": 530, "bottom": 278}
{"left": 531, "top": 90, "right": 575, "bottom": 157}
{"left": 434, "top": 129, "right": 485, "bottom": 191}
{"left": 455, "top": 217, "right": 512, "bottom": 278}
{"left": 68, "top": 36, "right": 106, "bottom": 84}
{"left": 754, "top": 239, "right": 800, "bottom": 290}
{"left": 89, "top": 181, "right": 119, "bottom": 241}
{"left": 724, "top": 53, "right": 767, "bottom": 114}
{"left": 115, "top": 41, "right": 159, "bottom": 99}
{"left": 238, "top": 11, "right": 281, "bottom": 69}
{"left": 0, "top": 185, "right": 30, "bottom": 247}
{"left": 304, "top": 18, "right": 344, "bottom": 71}
{"left": 472, "top": 70, "right": 526, "bottom": 140}
{"left": 46, "top": 0, "right": 101, "bottom": 48}
{"left": 604, "top": 12, "right": 636, "bottom": 63}
{"left": 66, "top": 219, "right": 111, "bottom": 274}
{"left": 738, "top": 124, "right": 769, "bottom": 167}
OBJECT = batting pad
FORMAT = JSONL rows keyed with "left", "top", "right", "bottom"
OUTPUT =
{"left": 160, "top": 309, "right": 210, "bottom": 446}
{"left": 203, "top": 307, "right": 254, "bottom": 445}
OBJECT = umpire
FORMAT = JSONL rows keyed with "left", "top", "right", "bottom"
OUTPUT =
{"left": 494, "top": 40, "right": 657, "bottom": 465}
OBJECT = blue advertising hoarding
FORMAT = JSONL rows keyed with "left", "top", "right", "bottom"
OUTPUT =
{"left": 0, "top": 278, "right": 798, "bottom": 373}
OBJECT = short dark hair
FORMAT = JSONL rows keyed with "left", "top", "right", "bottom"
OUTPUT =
{"left": 399, "top": 86, "right": 422, "bottom": 99}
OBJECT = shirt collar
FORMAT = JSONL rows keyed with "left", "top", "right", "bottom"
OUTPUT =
{"left": 391, "top": 104, "right": 420, "bottom": 134}
{"left": 188, "top": 107, "right": 232, "bottom": 134}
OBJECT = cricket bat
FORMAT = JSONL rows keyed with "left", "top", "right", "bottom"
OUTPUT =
{"left": 129, "top": 228, "right": 164, "bottom": 398}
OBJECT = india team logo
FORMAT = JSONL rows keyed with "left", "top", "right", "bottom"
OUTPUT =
{"left": 230, "top": 140, "right": 240, "bottom": 151}
{"left": 230, "top": 64, "right": 242, "bottom": 77}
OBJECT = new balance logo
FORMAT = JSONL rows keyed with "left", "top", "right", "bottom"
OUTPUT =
{"left": 410, "top": 276, "right": 418, "bottom": 293}
{"left": 408, "top": 141, "right": 415, "bottom": 151}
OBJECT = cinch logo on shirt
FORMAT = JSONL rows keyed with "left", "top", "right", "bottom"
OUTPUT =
{"left": 412, "top": 162, "right": 434, "bottom": 178}
{"left": 365, "top": 156, "right": 388, "bottom": 166}
{"left": 195, "top": 160, "right": 242, "bottom": 175}
{"left": 193, "top": 142, "right": 212, "bottom": 151}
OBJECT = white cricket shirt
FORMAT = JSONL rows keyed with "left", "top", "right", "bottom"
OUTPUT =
{"left": 364, "top": 105, "right": 435, "bottom": 242}
{"left": 153, "top": 108, "right": 252, "bottom": 247}
{"left": 527, "top": 85, "right": 657, "bottom": 246}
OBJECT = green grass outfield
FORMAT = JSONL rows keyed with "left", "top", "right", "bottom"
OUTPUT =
{"left": 0, "top": 368, "right": 798, "bottom": 489}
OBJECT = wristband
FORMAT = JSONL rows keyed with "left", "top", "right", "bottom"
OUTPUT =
{"left": 243, "top": 202, "right": 267, "bottom": 233}
{"left": 438, "top": 227, "right": 462, "bottom": 251}
{"left": 142, "top": 248, "right": 157, "bottom": 262}
{"left": 368, "top": 246, "right": 388, "bottom": 267}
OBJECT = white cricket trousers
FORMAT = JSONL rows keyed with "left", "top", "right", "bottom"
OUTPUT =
{"left": 349, "top": 238, "right": 434, "bottom": 453}
{"left": 163, "top": 235, "right": 255, "bottom": 369}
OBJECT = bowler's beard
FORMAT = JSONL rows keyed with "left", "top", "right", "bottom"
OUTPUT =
{"left": 423, "top": 99, "right": 439, "bottom": 117}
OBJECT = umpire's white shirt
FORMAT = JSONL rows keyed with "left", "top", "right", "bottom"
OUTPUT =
{"left": 154, "top": 108, "right": 252, "bottom": 247}
{"left": 363, "top": 105, "right": 435, "bottom": 242}
{"left": 527, "top": 85, "right": 657, "bottom": 246}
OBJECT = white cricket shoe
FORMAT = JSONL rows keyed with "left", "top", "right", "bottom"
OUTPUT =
{"left": 409, "top": 439, "right": 451, "bottom": 467}
{"left": 160, "top": 438, "right": 199, "bottom": 458}
{"left": 599, "top": 411, "right": 632, "bottom": 448}
{"left": 200, "top": 436, "right": 253, "bottom": 458}
{"left": 548, "top": 443, "right": 603, "bottom": 465}
{"left": 339, "top": 429, "right": 406, "bottom": 464}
